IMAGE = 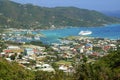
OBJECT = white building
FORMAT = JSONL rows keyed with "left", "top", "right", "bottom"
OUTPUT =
{"left": 35, "top": 64, "right": 54, "bottom": 72}
{"left": 24, "top": 48, "right": 34, "bottom": 56}
{"left": 7, "top": 46, "right": 20, "bottom": 49}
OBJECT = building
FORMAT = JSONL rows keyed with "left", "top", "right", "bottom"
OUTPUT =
{"left": 24, "top": 48, "right": 34, "bottom": 56}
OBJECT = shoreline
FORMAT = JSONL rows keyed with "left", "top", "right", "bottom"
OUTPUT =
{"left": 2, "top": 24, "right": 120, "bottom": 44}
{"left": 3, "top": 23, "right": 120, "bottom": 32}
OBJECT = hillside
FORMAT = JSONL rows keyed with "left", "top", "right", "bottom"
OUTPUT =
{"left": 0, "top": 0, "right": 120, "bottom": 29}
{"left": 0, "top": 58, "right": 34, "bottom": 80}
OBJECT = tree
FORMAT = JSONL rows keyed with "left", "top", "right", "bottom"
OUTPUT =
{"left": 74, "top": 51, "right": 120, "bottom": 80}
{"left": 10, "top": 55, "right": 16, "bottom": 60}
{"left": 0, "top": 58, "right": 35, "bottom": 80}
{"left": 18, "top": 54, "right": 23, "bottom": 59}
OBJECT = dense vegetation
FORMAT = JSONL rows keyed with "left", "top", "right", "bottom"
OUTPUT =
{"left": 74, "top": 50, "right": 120, "bottom": 80}
{"left": 0, "top": 0, "right": 120, "bottom": 29}
{"left": 0, "top": 58, "right": 35, "bottom": 80}
{"left": 0, "top": 49, "right": 120, "bottom": 80}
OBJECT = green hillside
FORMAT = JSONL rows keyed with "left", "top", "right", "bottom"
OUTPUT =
{"left": 0, "top": 58, "right": 34, "bottom": 80}
{"left": 74, "top": 50, "right": 120, "bottom": 80}
{"left": 0, "top": 0, "right": 120, "bottom": 29}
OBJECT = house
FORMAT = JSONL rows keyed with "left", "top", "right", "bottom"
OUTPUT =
{"left": 109, "top": 44, "right": 117, "bottom": 51}
{"left": 59, "top": 65, "right": 68, "bottom": 71}
{"left": 35, "top": 64, "right": 54, "bottom": 72}
{"left": 7, "top": 46, "right": 20, "bottom": 49}
{"left": 0, "top": 52, "right": 5, "bottom": 57}
{"left": 3, "top": 45, "right": 23, "bottom": 53}
{"left": 24, "top": 48, "right": 34, "bottom": 56}
{"left": 103, "top": 45, "right": 110, "bottom": 51}
{"left": 59, "top": 65, "right": 74, "bottom": 73}
{"left": 85, "top": 43, "right": 93, "bottom": 51}
{"left": 62, "top": 53, "right": 74, "bottom": 59}
{"left": 59, "top": 46, "right": 70, "bottom": 50}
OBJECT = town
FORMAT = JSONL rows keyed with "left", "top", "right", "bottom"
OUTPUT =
{"left": 0, "top": 29, "right": 120, "bottom": 73}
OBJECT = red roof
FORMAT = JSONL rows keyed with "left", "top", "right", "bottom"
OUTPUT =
{"left": 3, "top": 49, "right": 12, "bottom": 53}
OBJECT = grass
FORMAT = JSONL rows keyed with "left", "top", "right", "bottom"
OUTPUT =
{"left": 55, "top": 60, "right": 72, "bottom": 65}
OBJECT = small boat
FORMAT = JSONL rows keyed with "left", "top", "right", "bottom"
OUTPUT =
{"left": 26, "top": 37, "right": 32, "bottom": 40}
{"left": 79, "top": 30, "right": 92, "bottom": 35}
{"left": 34, "top": 36, "right": 40, "bottom": 40}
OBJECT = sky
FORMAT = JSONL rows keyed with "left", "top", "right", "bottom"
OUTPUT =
{"left": 11, "top": 0, "right": 120, "bottom": 12}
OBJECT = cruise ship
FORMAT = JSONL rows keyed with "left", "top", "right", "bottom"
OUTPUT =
{"left": 79, "top": 30, "right": 92, "bottom": 35}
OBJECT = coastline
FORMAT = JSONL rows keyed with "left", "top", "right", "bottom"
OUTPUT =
{"left": 2, "top": 24, "right": 120, "bottom": 44}
{"left": 41, "top": 23, "right": 120, "bottom": 31}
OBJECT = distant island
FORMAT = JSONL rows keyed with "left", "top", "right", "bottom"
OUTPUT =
{"left": 0, "top": 0, "right": 120, "bottom": 29}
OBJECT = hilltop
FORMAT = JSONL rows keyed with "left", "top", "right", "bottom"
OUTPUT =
{"left": 0, "top": 0, "right": 120, "bottom": 29}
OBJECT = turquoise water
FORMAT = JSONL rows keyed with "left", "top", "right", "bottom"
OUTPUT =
{"left": 39, "top": 24, "right": 120, "bottom": 44}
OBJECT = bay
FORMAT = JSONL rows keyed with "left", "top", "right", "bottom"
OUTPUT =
{"left": 39, "top": 24, "right": 120, "bottom": 44}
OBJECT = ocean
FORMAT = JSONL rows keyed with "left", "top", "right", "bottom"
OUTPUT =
{"left": 39, "top": 24, "right": 120, "bottom": 44}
